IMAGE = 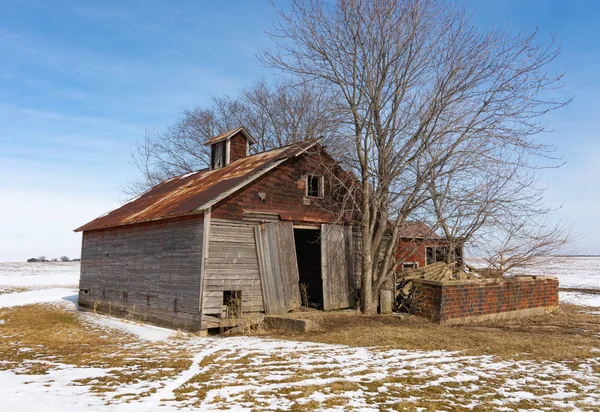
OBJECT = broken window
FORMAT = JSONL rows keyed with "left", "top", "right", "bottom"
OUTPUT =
{"left": 223, "top": 290, "right": 242, "bottom": 317}
{"left": 426, "top": 247, "right": 435, "bottom": 265}
{"left": 211, "top": 141, "right": 227, "bottom": 169}
{"left": 401, "top": 262, "right": 418, "bottom": 271}
{"left": 306, "top": 175, "right": 323, "bottom": 198}
{"left": 426, "top": 246, "right": 449, "bottom": 265}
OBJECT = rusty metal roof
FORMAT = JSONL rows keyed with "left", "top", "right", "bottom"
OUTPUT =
{"left": 75, "top": 139, "right": 320, "bottom": 232}
{"left": 203, "top": 126, "right": 257, "bottom": 146}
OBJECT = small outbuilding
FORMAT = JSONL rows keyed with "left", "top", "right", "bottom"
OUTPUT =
{"left": 76, "top": 128, "right": 361, "bottom": 331}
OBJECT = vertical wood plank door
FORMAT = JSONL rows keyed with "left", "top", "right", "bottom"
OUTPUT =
{"left": 275, "top": 221, "right": 301, "bottom": 310}
{"left": 254, "top": 222, "right": 301, "bottom": 314}
{"left": 321, "top": 224, "right": 354, "bottom": 310}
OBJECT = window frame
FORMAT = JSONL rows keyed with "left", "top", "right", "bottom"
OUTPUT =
{"left": 305, "top": 174, "right": 324, "bottom": 198}
{"left": 211, "top": 141, "right": 228, "bottom": 170}
{"left": 401, "top": 261, "right": 419, "bottom": 271}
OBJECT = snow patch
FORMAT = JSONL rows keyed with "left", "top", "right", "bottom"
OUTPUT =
{"left": 560, "top": 291, "right": 600, "bottom": 307}
{"left": 0, "top": 288, "right": 78, "bottom": 308}
{"left": 80, "top": 312, "right": 177, "bottom": 342}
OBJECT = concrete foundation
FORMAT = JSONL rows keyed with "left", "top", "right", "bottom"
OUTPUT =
{"left": 265, "top": 315, "right": 315, "bottom": 332}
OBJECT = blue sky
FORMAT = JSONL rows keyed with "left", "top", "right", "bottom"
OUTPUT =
{"left": 0, "top": 0, "right": 599, "bottom": 261}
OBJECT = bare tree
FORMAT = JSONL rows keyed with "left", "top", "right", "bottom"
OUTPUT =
{"left": 425, "top": 140, "right": 570, "bottom": 272}
{"left": 125, "top": 79, "right": 342, "bottom": 196}
{"left": 261, "top": 0, "right": 568, "bottom": 314}
{"left": 484, "top": 218, "right": 569, "bottom": 273}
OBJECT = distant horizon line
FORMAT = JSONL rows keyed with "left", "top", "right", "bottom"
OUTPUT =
{"left": 1, "top": 254, "right": 600, "bottom": 264}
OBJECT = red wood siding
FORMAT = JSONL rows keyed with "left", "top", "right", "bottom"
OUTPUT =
{"left": 396, "top": 239, "right": 450, "bottom": 268}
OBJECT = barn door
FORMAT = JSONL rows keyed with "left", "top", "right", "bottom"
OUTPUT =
{"left": 275, "top": 222, "right": 302, "bottom": 310}
{"left": 254, "top": 222, "right": 301, "bottom": 314}
{"left": 321, "top": 224, "right": 354, "bottom": 310}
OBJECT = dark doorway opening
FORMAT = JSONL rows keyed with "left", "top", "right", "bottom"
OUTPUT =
{"left": 294, "top": 228, "right": 323, "bottom": 309}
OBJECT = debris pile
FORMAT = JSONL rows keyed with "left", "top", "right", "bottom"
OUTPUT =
{"left": 395, "top": 262, "right": 477, "bottom": 312}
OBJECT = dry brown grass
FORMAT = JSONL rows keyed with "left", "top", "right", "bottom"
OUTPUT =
{"left": 1, "top": 303, "right": 598, "bottom": 410}
{"left": 0, "top": 286, "right": 31, "bottom": 295}
{"left": 264, "top": 304, "right": 600, "bottom": 361}
{"left": 0, "top": 304, "right": 192, "bottom": 399}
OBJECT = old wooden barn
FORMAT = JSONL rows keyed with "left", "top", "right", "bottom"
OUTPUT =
{"left": 76, "top": 128, "right": 362, "bottom": 331}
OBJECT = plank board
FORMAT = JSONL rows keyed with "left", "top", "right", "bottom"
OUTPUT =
{"left": 321, "top": 224, "right": 354, "bottom": 310}
{"left": 255, "top": 223, "right": 285, "bottom": 314}
{"left": 275, "top": 221, "right": 301, "bottom": 310}
{"left": 78, "top": 216, "right": 204, "bottom": 330}
{"left": 255, "top": 222, "right": 301, "bottom": 314}
{"left": 202, "top": 219, "right": 264, "bottom": 320}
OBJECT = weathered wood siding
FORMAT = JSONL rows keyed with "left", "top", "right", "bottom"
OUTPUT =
{"left": 78, "top": 216, "right": 203, "bottom": 331}
{"left": 255, "top": 221, "right": 301, "bottom": 314}
{"left": 321, "top": 224, "right": 355, "bottom": 310}
{"left": 201, "top": 219, "right": 264, "bottom": 321}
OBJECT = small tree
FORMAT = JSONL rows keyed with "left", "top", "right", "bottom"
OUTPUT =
{"left": 60, "top": 256, "right": 70, "bottom": 262}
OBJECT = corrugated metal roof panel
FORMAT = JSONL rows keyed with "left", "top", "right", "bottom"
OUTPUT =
{"left": 203, "top": 126, "right": 257, "bottom": 146}
{"left": 75, "top": 139, "right": 319, "bottom": 232}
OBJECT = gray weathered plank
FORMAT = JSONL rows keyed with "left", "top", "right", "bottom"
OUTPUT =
{"left": 321, "top": 224, "right": 353, "bottom": 310}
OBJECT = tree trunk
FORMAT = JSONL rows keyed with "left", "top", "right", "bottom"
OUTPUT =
{"left": 361, "top": 258, "right": 378, "bottom": 315}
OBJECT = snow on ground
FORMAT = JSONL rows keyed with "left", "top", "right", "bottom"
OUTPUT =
{"left": 0, "top": 333, "right": 598, "bottom": 411}
{"left": 0, "top": 262, "right": 80, "bottom": 308}
{"left": 0, "top": 261, "right": 79, "bottom": 288}
{"left": 527, "top": 256, "right": 600, "bottom": 290}
{"left": 560, "top": 291, "right": 600, "bottom": 308}
{"left": 0, "top": 260, "right": 599, "bottom": 410}
{"left": 531, "top": 257, "right": 600, "bottom": 307}
{"left": 0, "top": 287, "right": 77, "bottom": 308}
{"left": 80, "top": 312, "right": 177, "bottom": 342}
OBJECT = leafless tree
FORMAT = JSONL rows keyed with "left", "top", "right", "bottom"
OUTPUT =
{"left": 425, "top": 139, "right": 570, "bottom": 273}
{"left": 260, "top": 0, "right": 569, "bottom": 314}
{"left": 125, "top": 79, "right": 342, "bottom": 196}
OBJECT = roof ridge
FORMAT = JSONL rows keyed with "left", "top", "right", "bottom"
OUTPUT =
{"left": 75, "top": 138, "right": 322, "bottom": 232}
{"left": 169, "top": 139, "right": 317, "bottom": 181}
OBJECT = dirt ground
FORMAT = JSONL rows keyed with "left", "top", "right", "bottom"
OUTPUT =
{"left": 264, "top": 304, "right": 600, "bottom": 361}
{"left": 0, "top": 303, "right": 599, "bottom": 411}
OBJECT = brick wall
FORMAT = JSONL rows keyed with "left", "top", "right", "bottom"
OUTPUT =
{"left": 412, "top": 276, "right": 559, "bottom": 323}
{"left": 212, "top": 148, "right": 346, "bottom": 223}
{"left": 229, "top": 132, "right": 247, "bottom": 163}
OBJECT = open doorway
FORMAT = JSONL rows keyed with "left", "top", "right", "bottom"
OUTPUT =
{"left": 294, "top": 228, "right": 323, "bottom": 309}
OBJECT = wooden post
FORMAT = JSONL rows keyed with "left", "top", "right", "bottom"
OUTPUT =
{"left": 198, "top": 207, "right": 211, "bottom": 330}
{"left": 380, "top": 289, "right": 393, "bottom": 314}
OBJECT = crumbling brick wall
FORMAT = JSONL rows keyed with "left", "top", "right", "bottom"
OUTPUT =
{"left": 412, "top": 276, "right": 559, "bottom": 323}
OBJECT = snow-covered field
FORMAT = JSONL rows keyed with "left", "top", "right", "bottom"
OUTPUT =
{"left": 527, "top": 256, "right": 600, "bottom": 290}
{"left": 0, "top": 260, "right": 599, "bottom": 411}
{"left": 528, "top": 257, "right": 600, "bottom": 307}
{"left": 0, "top": 261, "right": 79, "bottom": 290}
